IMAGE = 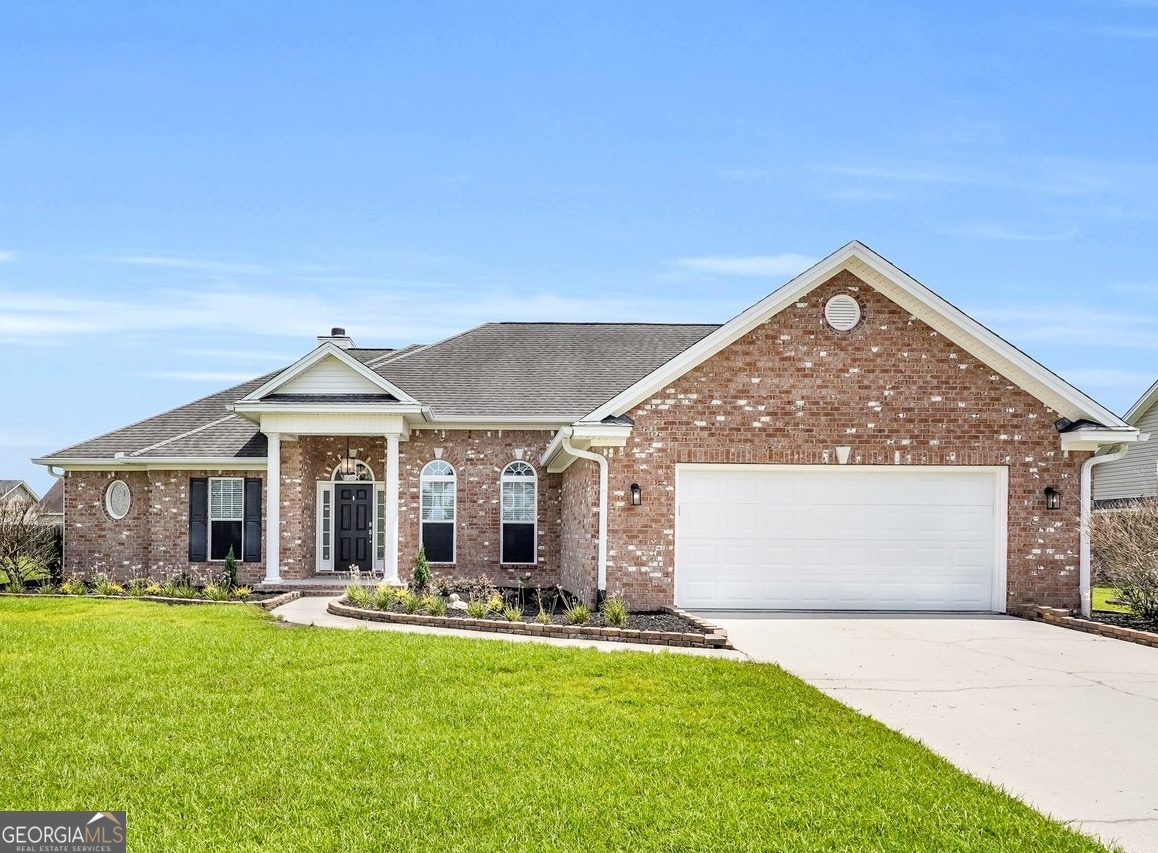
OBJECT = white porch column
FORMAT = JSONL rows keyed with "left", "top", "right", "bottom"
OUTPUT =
{"left": 264, "top": 431, "right": 282, "bottom": 583}
{"left": 385, "top": 433, "right": 400, "bottom": 583}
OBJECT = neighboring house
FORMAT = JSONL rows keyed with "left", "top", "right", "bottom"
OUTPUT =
{"left": 0, "top": 479, "right": 40, "bottom": 511}
{"left": 35, "top": 479, "right": 64, "bottom": 526}
{"left": 34, "top": 242, "right": 1143, "bottom": 613}
{"left": 1093, "top": 378, "right": 1158, "bottom": 507}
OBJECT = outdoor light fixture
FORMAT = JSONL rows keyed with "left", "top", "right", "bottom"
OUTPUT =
{"left": 630, "top": 482, "right": 642, "bottom": 506}
{"left": 1044, "top": 487, "right": 1061, "bottom": 510}
{"left": 339, "top": 439, "right": 360, "bottom": 480}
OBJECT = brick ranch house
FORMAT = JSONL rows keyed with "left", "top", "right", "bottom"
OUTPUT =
{"left": 35, "top": 242, "right": 1142, "bottom": 615}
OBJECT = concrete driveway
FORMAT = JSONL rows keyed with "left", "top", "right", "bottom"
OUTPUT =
{"left": 701, "top": 613, "right": 1158, "bottom": 853}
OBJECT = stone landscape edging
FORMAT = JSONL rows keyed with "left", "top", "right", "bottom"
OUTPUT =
{"left": 0, "top": 590, "right": 300, "bottom": 611}
{"left": 327, "top": 599, "right": 733, "bottom": 649}
{"left": 1015, "top": 604, "right": 1158, "bottom": 649}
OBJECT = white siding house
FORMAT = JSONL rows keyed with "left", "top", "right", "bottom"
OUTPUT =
{"left": 1094, "top": 379, "right": 1158, "bottom": 504}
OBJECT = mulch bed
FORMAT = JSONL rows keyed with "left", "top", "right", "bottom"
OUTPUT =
{"left": 344, "top": 600, "right": 709, "bottom": 635}
{"left": 1087, "top": 610, "right": 1158, "bottom": 635}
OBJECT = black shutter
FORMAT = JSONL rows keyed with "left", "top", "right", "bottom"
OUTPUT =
{"left": 243, "top": 477, "right": 262, "bottom": 563}
{"left": 189, "top": 478, "right": 208, "bottom": 562}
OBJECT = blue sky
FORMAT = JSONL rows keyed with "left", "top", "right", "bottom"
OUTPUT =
{"left": 3, "top": 1, "right": 1157, "bottom": 495}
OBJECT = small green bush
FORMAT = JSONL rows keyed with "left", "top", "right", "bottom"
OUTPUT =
{"left": 402, "top": 592, "right": 423, "bottom": 614}
{"left": 412, "top": 546, "right": 431, "bottom": 593}
{"left": 564, "top": 603, "right": 590, "bottom": 625}
{"left": 93, "top": 577, "right": 123, "bottom": 597}
{"left": 465, "top": 599, "right": 487, "bottom": 618}
{"left": 144, "top": 582, "right": 162, "bottom": 596}
{"left": 202, "top": 582, "right": 230, "bottom": 601}
{"left": 486, "top": 593, "right": 504, "bottom": 615}
{"left": 426, "top": 595, "right": 447, "bottom": 616}
{"left": 223, "top": 546, "right": 238, "bottom": 590}
{"left": 371, "top": 584, "right": 395, "bottom": 610}
{"left": 126, "top": 578, "right": 150, "bottom": 597}
{"left": 535, "top": 609, "right": 552, "bottom": 625}
{"left": 233, "top": 586, "right": 253, "bottom": 601}
{"left": 35, "top": 582, "right": 57, "bottom": 595}
{"left": 600, "top": 595, "right": 628, "bottom": 627}
{"left": 60, "top": 577, "right": 87, "bottom": 596}
{"left": 503, "top": 606, "right": 524, "bottom": 623}
{"left": 346, "top": 584, "right": 372, "bottom": 608}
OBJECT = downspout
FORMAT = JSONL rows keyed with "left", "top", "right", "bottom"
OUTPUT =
{"left": 561, "top": 429, "right": 608, "bottom": 600}
{"left": 1079, "top": 444, "right": 1129, "bottom": 617}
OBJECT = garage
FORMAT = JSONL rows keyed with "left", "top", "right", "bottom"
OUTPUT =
{"left": 675, "top": 464, "right": 1006, "bottom": 611}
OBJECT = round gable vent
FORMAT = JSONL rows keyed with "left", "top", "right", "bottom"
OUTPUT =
{"left": 824, "top": 294, "right": 861, "bottom": 331}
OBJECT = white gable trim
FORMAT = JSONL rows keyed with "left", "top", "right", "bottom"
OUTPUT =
{"left": 239, "top": 342, "right": 419, "bottom": 404}
{"left": 1125, "top": 378, "right": 1158, "bottom": 425}
{"left": 584, "top": 240, "right": 1129, "bottom": 430}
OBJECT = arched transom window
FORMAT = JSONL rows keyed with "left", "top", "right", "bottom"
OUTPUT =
{"left": 501, "top": 461, "right": 536, "bottom": 564}
{"left": 420, "top": 460, "right": 456, "bottom": 563}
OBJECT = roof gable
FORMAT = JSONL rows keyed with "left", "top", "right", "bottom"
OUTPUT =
{"left": 585, "top": 241, "right": 1128, "bottom": 428}
{"left": 1124, "top": 378, "right": 1158, "bottom": 425}
{"left": 240, "top": 342, "right": 417, "bottom": 404}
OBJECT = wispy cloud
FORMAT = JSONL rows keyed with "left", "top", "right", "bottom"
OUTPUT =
{"left": 975, "top": 304, "right": 1158, "bottom": 350}
{"left": 938, "top": 223, "right": 1077, "bottom": 241}
{"left": 0, "top": 250, "right": 16, "bottom": 263}
{"left": 108, "top": 255, "right": 273, "bottom": 275}
{"left": 676, "top": 254, "right": 815, "bottom": 277}
{"left": 178, "top": 347, "right": 298, "bottom": 363}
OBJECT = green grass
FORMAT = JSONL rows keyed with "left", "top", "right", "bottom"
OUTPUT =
{"left": 1093, "top": 585, "right": 1131, "bottom": 613}
{"left": 0, "top": 599, "right": 1109, "bottom": 853}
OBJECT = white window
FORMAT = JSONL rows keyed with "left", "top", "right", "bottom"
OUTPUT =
{"left": 420, "top": 460, "right": 455, "bottom": 563}
{"left": 501, "top": 461, "right": 536, "bottom": 564}
{"left": 209, "top": 477, "right": 244, "bottom": 561}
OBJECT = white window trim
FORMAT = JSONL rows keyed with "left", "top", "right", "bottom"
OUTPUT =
{"left": 208, "top": 476, "right": 245, "bottom": 563}
{"left": 500, "top": 461, "right": 537, "bottom": 565}
{"left": 420, "top": 460, "right": 456, "bottom": 564}
{"left": 316, "top": 480, "right": 385, "bottom": 574}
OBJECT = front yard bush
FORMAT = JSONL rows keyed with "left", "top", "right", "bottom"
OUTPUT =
{"left": 1092, "top": 501, "right": 1158, "bottom": 619}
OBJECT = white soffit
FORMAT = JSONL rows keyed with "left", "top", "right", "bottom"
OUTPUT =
{"left": 585, "top": 240, "right": 1128, "bottom": 428}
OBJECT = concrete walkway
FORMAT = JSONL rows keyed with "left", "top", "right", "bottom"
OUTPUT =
{"left": 271, "top": 595, "right": 744, "bottom": 659}
{"left": 703, "top": 612, "right": 1158, "bottom": 853}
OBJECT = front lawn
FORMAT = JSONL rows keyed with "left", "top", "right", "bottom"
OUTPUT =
{"left": 1092, "top": 585, "right": 1131, "bottom": 613}
{"left": 0, "top": 600, "right": 1108, "bottom": 852}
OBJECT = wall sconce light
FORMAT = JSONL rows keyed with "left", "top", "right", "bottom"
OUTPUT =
{"left": 630, "top": 482, "right": 642, "bottom": 506}
{"left": 1044, "top": 486, "right": 1061, "bottom": 510}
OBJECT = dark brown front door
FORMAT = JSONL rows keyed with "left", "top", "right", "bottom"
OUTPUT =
{"left": 336, "top": 484, "right": 372, "bottom": 572}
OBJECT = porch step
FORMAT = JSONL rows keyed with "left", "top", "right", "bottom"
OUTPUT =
{"left": 256, "top": 582, "right": 349, "bottom": 597}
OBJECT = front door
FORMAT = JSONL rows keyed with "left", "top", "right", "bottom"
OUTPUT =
{"left": 336, "top": 484, "right": 373, "bottom": 572}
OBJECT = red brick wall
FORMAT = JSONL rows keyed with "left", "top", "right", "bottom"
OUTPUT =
{"left": 604, "top": 270, "right": 1090, "bottom": 610}
{"left": 63, "top": 469, "right": 266, "bottom": 585}
{"left": 559, "top": 458, "right": 600, "bottom": 604}
{"left": 399, "top": 430, "right": 562, "bottom": 588}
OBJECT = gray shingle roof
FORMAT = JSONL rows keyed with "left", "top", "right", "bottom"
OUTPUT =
{"left": 374, "top": 323, "right": 718, "bottom": 419}
{"left": 40, "top": 323, "right": 719, "bottom": 461}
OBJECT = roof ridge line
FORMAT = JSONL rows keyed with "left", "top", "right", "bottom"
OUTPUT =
{"left": 130, "top": 414, "right": 241, "bottom": 457}
{"left": 365, "top": 344, "right": 426, "bottom": 368}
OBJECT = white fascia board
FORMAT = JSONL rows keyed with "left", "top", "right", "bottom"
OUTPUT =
{"left": 584, "top": 240, "right": 1129, "bottom": 429}
{"left": 232, "top": 402, "right": 425, "bottom": 417}
{"left": 33, "top": 457, "right": 268, "bottom": 471}
{"left": 1059, "top": 427, "right": 1144, "bottom": 452}
{"left": 238, "top": 342, "right": 419, "bottom": 404}
{"left": 1124, "top": 378, "right": 1158, "bottom": 425}
{"left": 415, "top": 420, "right": 569, "bottom": 431}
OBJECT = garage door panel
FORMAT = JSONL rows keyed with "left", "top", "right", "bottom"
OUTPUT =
{"left": 676, "top": 466, "right": 1001, "bottom": 611}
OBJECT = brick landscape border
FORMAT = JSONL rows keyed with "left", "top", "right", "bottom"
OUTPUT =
{"left": 327, "top": 599, "right": 733, "bottom": 649}
{"left": 1016, "top": 604, "right": 1158, "bottom": 649}
{"left": 0, "top": 590, "right": 300, "bottom": 611}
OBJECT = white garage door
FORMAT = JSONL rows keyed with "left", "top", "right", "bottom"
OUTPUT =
{"left": 675, "top": 465, "right": 1005, "bottom": 611}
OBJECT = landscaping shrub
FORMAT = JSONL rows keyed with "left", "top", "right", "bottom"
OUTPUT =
{"left": 426, "top": 595, "right": 447, "bottom": 616}
{"left": 565, "top": 603, "right": 590, "bottom": 625}
{"left": 465, "top": 599, "right": 487, "bottom": 618}
{"left": 59, "top": 577, "right": 86, "bottom": 596}
{"left": 412, "top": 546, "right": 431, "bottom": 593}
{"left": 233, "top": 586, "right": 253, "bottom": 601}
{"left": 601, "top": 595, "right": 629, "bottom": 627}
{"left": 202, "top": 582, "right": 230, "bottom": 602}
{"left": 1092, "top": 501, "right": 1158, "bottom": 619}
{"left": 126, "top": 578, "right": 151, "bottom": 597}
{"left": 371, "top": 584, "right": 394, "bottom": 610}
{"left": 92, "top": 577, "right": 124, "bottom": 597}
{"left": 346, "top": 584, "right": 372, "bottom": 608}
{"left": 223, "top": 547, "right": 239, "bottom": 590}
{"left": 503, "top": 605, "right": 523, "bottom": 622}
